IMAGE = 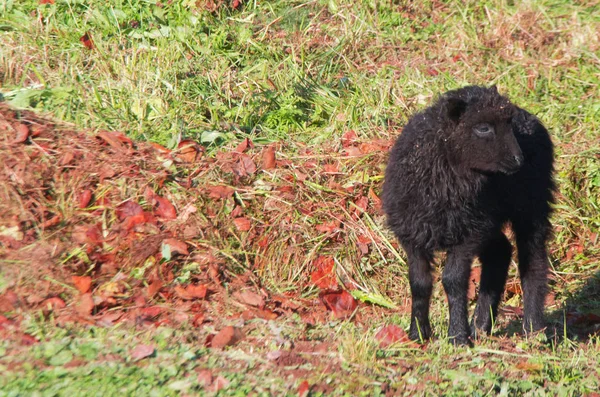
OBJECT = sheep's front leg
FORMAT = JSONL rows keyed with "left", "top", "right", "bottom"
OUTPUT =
{"left": 442, "top": 246, "right": 475, "bottom": 345}
{"left": 405, "top": 247, "right": 433, "bottom": 342}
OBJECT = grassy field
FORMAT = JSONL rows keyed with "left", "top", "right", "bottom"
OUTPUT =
{"left": 1, "top": 0, "right": 600, "bottom": 395}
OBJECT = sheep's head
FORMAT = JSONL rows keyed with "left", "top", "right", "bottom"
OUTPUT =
{"left": 442, "top": 89, "right": 524, "bottom": 175}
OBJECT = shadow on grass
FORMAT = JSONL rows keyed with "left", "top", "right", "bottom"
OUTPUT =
{"left": 499, "top": 270, "right": 600, "bottom": 343}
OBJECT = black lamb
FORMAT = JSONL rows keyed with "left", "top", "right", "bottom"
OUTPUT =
{"left": 382, "top": 85, "right": 554, "bottom": 345}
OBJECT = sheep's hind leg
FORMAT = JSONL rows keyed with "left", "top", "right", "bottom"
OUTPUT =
{"left": 442, "top": 244, "right": 477, "bottom": 346}
{"left": 514, "top": 221, "right": 550, "bottom": 334}
{"left": 405, "top": 246, "right": 433, "bottom": 342}
{"left": 471, "top": 232, "right": 512, "bottom": 338}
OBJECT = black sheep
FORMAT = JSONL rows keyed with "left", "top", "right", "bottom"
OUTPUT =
{"left": 382, "top": 85, "right": 554, "bottom": 345}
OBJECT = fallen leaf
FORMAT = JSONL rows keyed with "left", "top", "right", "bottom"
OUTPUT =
{"left": 233, "top": 154, "right": 256, "bottom": 177}
{"left": 211, "top": 326, "right": 244, "bottom": 349}
{"left": 262, "top": 145, "right": 276, "bottom": 170}
{"left": 40, "top": 0, "right": 55, "bottom": 4}
{"left": 147, "top": 280, "right": 163, "bottom": 298}
{"left": 341, "top": 130, "right": 358, "bottom": 148}
{"left": 319, "top": 290, "right": 357, "bottom": 319}
{"left": 20, "top": 333, "right": 38, "bottom": 346}
{"left": 233, "top": 217, "right": 251, "bottom": 231}
{"left": 212, "top": 376, "right": 230, "bottom": 392}
{"left": 149, "top": 142, "right": 171, "bottom": 154}
{"left": 72, "top": 275, "right": 92, "bottom": 294}
{"left": 40, "top": 214, "right": 62, "bottom": 229}
{"left": 197, "top": 369, "right": 213, "bottom": 387}
{"left": 131, "top": 344, "right": 155, "bottom": 361}
{"left": 41, "top": 297, "right": 66, "bottom": 311}
{"left": 375, "top": 324, "right": 410, "bottom": 347}
{"left": 515, "top": 360, "right": 543, "bottom": 372}
{"left": 235, "top": 138, "right": 253, "bottom": 153}
{"left": 207, "top": 185, "right": 235, "bottom": 199}
{"left": 298, "top": 380, "right": 310, "bottom": 397}
{"left": 116, "top": 200, "right": 143, "bottom": 220}
{"left": 12, "top": 123, "right": 29, "bottom": 144}
{"left": 78, "top": 189, "right": 93, "bottom": 209}
{"left": 316, "top": 221, "right": 341, "bottom": 234}
{"left": 146, "top": 189, "right": 177, "bottom": 220}
{"left": 77, "top": 293, "right": 95, "bottom": 316}
{"left": 234, "top": 290, "right": 264, "bottom": 307}
{"left": 175, "top": 139, "right": 202, "bottom": 163}
{"left": 310, "top": 256, "right": 338, "bottom": 290}
{"left": 344, "top": 146, "right": 362, "bottom": 156}
{"left": 175, "top": 284, "right": 208, "bottom": 300}
{"left": 162, "top": 238, "right": 189, "bottom": 256}
{"left": 97, "top": 130, "right": 131, "bottom": 149}
{"left": 468, "top": 267, "right": 481, "bottom": 301}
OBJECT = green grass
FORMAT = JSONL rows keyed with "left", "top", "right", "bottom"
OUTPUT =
{"left": 1, "top": 0, "right": 600, "bottom": 395}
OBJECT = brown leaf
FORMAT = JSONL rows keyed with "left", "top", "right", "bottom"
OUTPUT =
{"left": 234, "top": 290, "right": 264, "bottom": 307}
{"left": 146, "top": 190, "right": 177, "bottom": 220}
{"left": 233, "top": 217, "right": 251, "bottom": 232}
{"left": 235, "top": 138, "right": 253, "bottom": 153}
{"left": 78, "top": 189, "right": 93, "bottom": 209}
{"left": 315, "top": 221, "right": 341, "bottom": 234}
{"left": 116, "top": 200, "right": 143, "bottom": 221}
{"left": 344, "top": 146, "right": 362, "bottom": 156}
{"left": 375, "top": 324, "right": 410, "bottom": 347}
{"left": 341, "top": 130, "right": 358, "bottom": 148}
{"left": 368, "top": 187, "right": 382, "bottom": 212}
{"left": 233, "top": 154, "right": 256, "bottom": 177}
{"left": 97, "top": 130, "right": 131, "bottom": 150}
{"left": 12, "top": 123, "right": 29, "bottom": 144}
{"left": 162, "top": 238, "right": 189, "bottom": 256}
{"left": 149, "top": 142, "right": 171, "bottom": 154}
{"left": 41, "top": 297, "right": 66, "bottom": 311}
{"left": 197, "top": 369, "right": 213, "bottom": 387}
{"left": 40, "top": 0, "right": 55, "bottom": 4}
{"left": 207, "top": 185, "right": 234, "bottom": 199}
{"left": 212, "top": 376, "right": 230, "bottom": 392}
{"left": 131, "top": 344, "right": 155, "bottom": 361}
{"left": 310, "top": 256, "right": 338, "bottom": 290}
{"left": 72, "top": 275, "right": 92, "bottom": 294}
{"left": 211, "top": 326, "right": 244, "bottom": 349}
{"left": 319, "top": 290, "right": 357, "bottom": 319}
{"left": 147, "top": 280, "right": 164, "bottom": 298}
{"left": 175, "top": 139, "right": 202, "bottom": 163}
{"left": 298, "top": 380, "right": 310, "bottom": 397}
{"left": 40, "top": 214, "right": 62, "bottom": 229}
{"left": 515, "top": 361, "right": 543, "bottom": 372}
{"left": 468, "top": 267, "right": 481, "bottom": 301}
{"left": 175, "top": 284, "right": 208, "bottom": 300}
{"left": 77, "top": 293, "right": 95, "bottom": 316}
{"left": 262, "top": 145, "right": 276, "bottom": 170}
{"left": 59, "top": 151, "right": 76, "bottom": 166}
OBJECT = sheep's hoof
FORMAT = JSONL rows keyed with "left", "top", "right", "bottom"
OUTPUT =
{"left": 448, "top": 333, "right": 472, "bottom": 347}
{"left": 409, "top": 323, "right": 431, "bottom": 343}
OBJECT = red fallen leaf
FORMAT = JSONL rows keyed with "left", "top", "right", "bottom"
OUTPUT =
{"left": 175, "top": 139, "right": 202, "bottom": 163}
{"left": 192, "top": 313, "right": 206, "bottom": 327}
{"left": 468, "top": 267, "right": 481, "bottom": 301}
{"left": 72, "top": 276, "right": 92, "bottom": 294}
{"left": 139, "top": 306, "right": 163, "bottom": 318}
{"left": 78, "top": 189, "right": 93, "bottom": 208}
{"left": 97, "top": 130, "right": 132, "bottom": 149}
{"left": 231, "top": 0, "right": 240, "bottom": 9}
{"left": 207, "top": 185, "right": 235, "bottom": 199}
{"left": 353, "top": 196, "right": 369, "bottom": 214}
{"left": 175, "top": 284, "right": 208, "bottom": 300}
{"left": 298, "top": 380, "right": 310, "bottom": 397}
{"left": 235, "top": 138, "right": 253, "bottom": 153}
{"left": 427, "top": 68, "right": 439, "bottom": 76}
{"left": 162, "top": 238, "right": 189, "bottom": 256}
{"left": 12, "top": 123, "right": 29, "bottom": 144}
{"left": 40, "top": 0, "right": 55, "bottom": 4}
{"left": 197, "top": 369, "right": 213, "bottom": 386}
{"left": 211, "top": 326, "right": 244, "bottom": 349}
{"left": 149, "top": 142, "right": 171, "bottom": 154}
{"left": 233, "top": 217, "right": 251, "bottom": 231}
{"left": 131, "top": 344, "right": 155, "bottom": 361}
{"left": 80, "top": 32, "right": 94, "bottom": 50}
{"left": 41, "top": 297, "right": 66, "bottom": 311}
{"left": 40, "top": 214, "right": 62, "bottom": 229}
{"left": 319, "top": 290, "right": 357, "bottom": 319}
{"left": 316, "top": 220, "right": 340, "bottom": 234}
{"left": 323, "top": 163, "right": 339, "bottom": 173}
{"left": 212, "top": 376, "right": 230, "bottom": 392}
{"left": 20, "top": 333, "right": 38, "bottom": 346}
{"left": 341, "top": 130, "right": 358, "bottom": 148}
{"left": 77, "top": 293, "right": 95, "bottom": 316}
{"left": 0, "top": 315, "right": 9, "bottom": 326}
{"left": 145, "top": 189, "right": 177, "bottom": 220}
{"left": 147, "top": 280, "right": 163, "bottom": 298}
{"left": 375, "top": 324, "right": 410, "bottom": 347}
{"left": 59, "top": 151, "right": 76, "bottom": 166}
{"left": 344, "top": 146, "right": 362, "bottom": 156}
{"left": 233, "top": 154, "right": 256, "bottom": 177}
{"left": 231, "top": 205, "right": 243, "bottom": 218}
{"left": 116, "top": 200, "right": 143, "bottom": 220}
{"left": 233, "top": 290, "right": 264, "bottom": 307}
{"left": 262, "top": 145, "right": 276, "bottom": 170}
{"left": 452, "top": 54, "right": 461, "bottom": 62}
{"left": 310, "top": 256, "right": 338, "bottom": 290}
{"left": 368, "top": 187, "right": 382, "bottom": 212}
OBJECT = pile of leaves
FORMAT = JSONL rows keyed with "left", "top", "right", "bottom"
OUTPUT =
{"left": 0, "top": 103, "right": 409, "bottom": 341}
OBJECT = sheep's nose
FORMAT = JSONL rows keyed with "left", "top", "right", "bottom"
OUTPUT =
{"left": 514, "top": 154, "right": 524, "bottom": 166}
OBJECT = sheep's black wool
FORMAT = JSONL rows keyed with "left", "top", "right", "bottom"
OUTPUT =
{"left": 382, "top": 85, "right": 554, "bottom": 345}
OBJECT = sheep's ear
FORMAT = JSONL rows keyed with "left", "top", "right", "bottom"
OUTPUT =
{"left": 445, "top": 97, "right": 467, "bottom": 122}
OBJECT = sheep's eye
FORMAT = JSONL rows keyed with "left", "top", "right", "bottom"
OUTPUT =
{"left": 473, "top": 124, "right": 494, "bottom": 137}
